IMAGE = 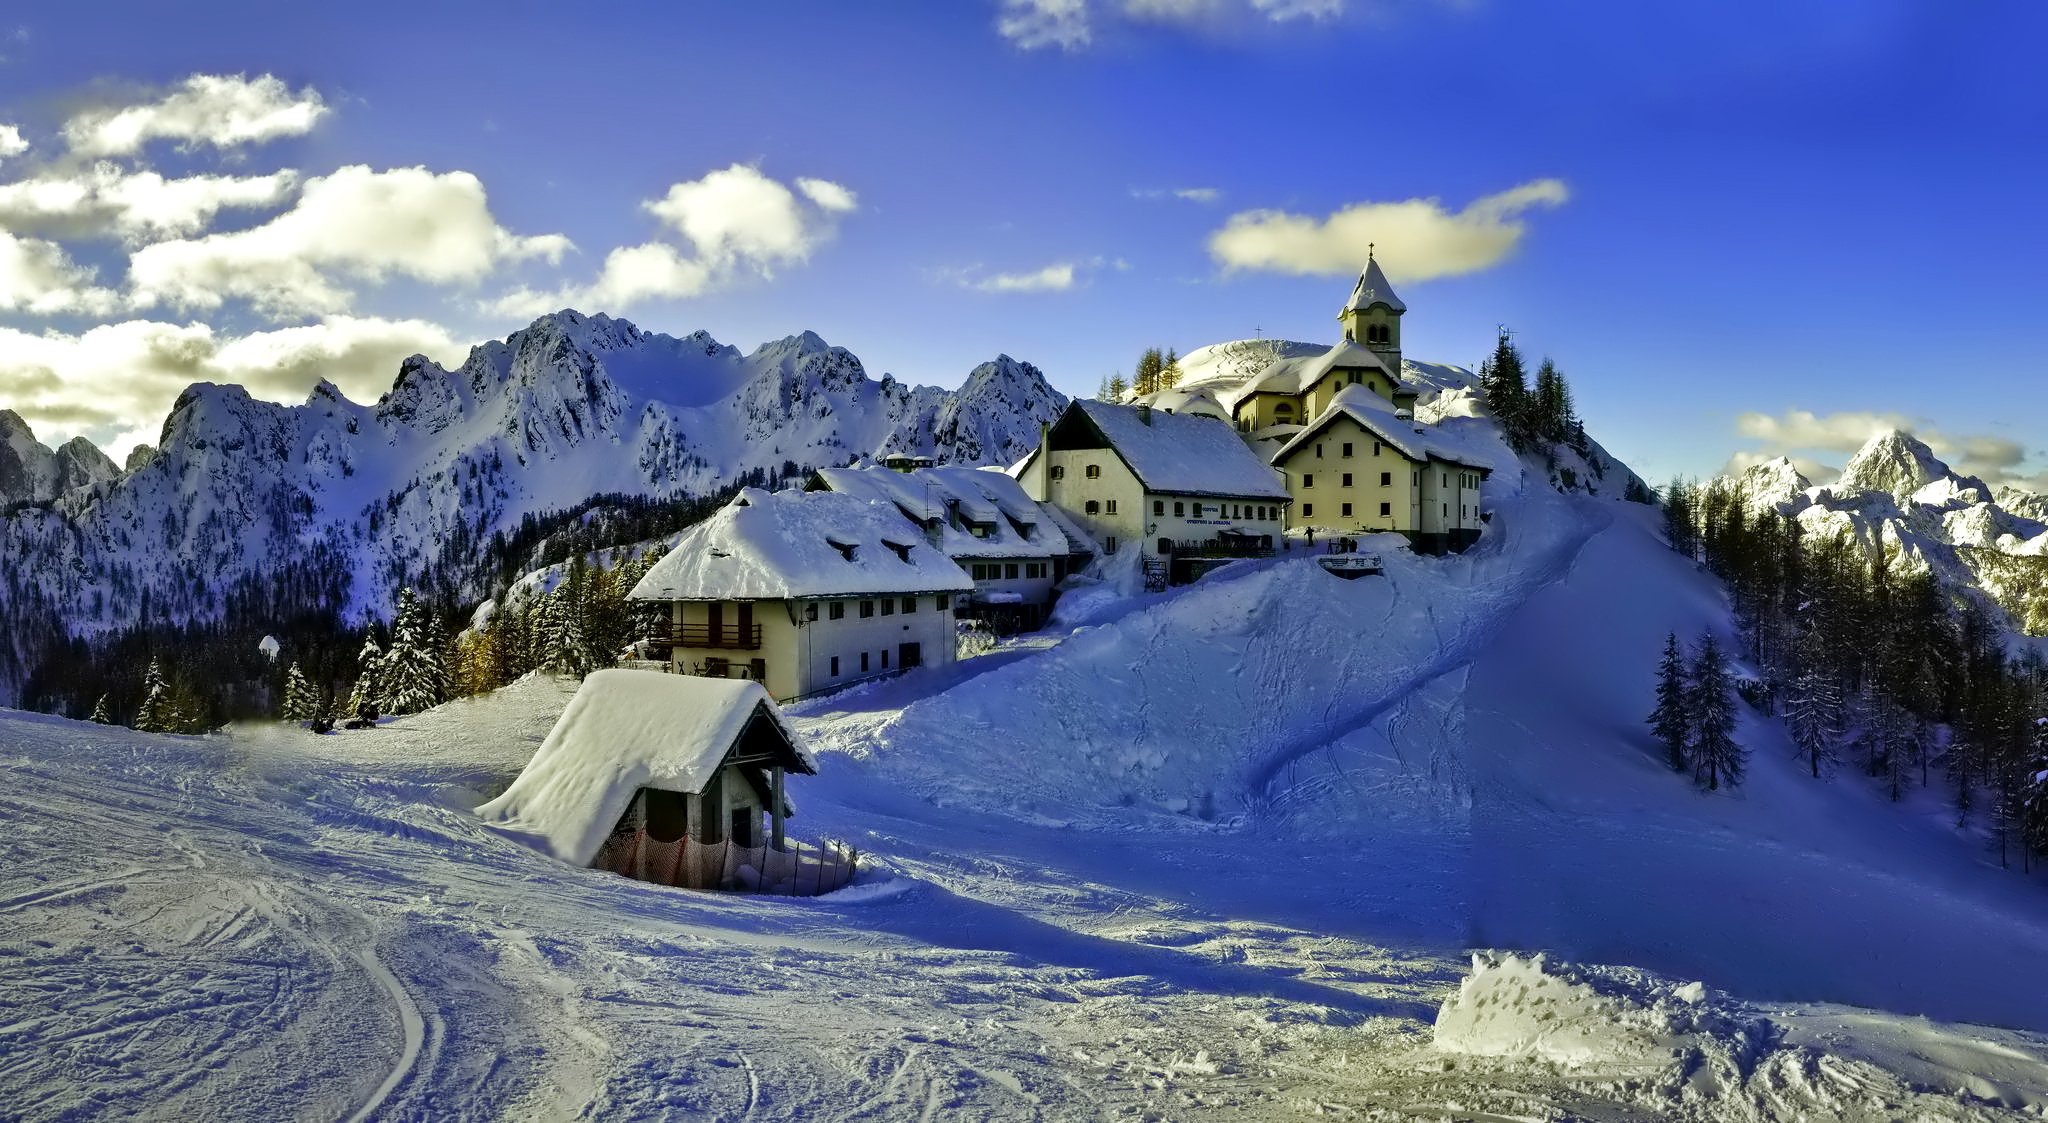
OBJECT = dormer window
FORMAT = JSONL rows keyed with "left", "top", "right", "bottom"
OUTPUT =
{"left": 827, "top": 535, "right": 858, "bottom": 562}
{"left": 884, "top": 540, "right": 914, "bottom": 563}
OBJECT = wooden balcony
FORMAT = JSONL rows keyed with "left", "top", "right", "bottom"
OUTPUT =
{"left": 652, "top": 622, "right": 764, "bottom": 650}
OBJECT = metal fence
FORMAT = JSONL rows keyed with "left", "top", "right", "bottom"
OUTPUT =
{"left": 593, "top": 830, "right": 859, "bottom": 897}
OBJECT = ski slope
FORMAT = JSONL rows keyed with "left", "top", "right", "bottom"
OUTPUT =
{"left": 4, "top": 471, "right": 2048, "bottom": 1119}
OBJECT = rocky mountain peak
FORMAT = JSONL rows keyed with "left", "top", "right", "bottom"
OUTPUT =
{"left": 1839, "top": 429, "right": 1949, "bottom": 498}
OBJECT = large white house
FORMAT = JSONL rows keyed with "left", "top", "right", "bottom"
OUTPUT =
{"left": 1012, "top": 399, "right": 1291, "bottom": 582}
{"left": 627, "top": 488, "right": 975, "bottom": 702}
{"left": 807, "top": 463, "right": 1092, "bottom": 629}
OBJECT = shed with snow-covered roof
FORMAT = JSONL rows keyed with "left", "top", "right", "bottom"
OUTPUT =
{"left": 627, "top": 488, "right": 974, "bottom": 701}
{"left": 477, "top": 669, "right": 817, "bottom": 866}
{"left": 1012, "top": 399, "right": 1290, "bottom": 576}
{"left": 1271, "top": 384, "right": 1492, "bottom": 554}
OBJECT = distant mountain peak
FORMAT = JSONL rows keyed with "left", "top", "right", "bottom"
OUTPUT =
{"left": 1839, "top": 428, "right": 1949, "bottom": 498}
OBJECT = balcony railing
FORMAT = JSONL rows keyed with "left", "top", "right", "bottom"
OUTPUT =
{"left": 653, "top": 622, "right": 764, "bottom": 650}
{"left": 1169, "top": 535, "right": 1276, "bottom": 560}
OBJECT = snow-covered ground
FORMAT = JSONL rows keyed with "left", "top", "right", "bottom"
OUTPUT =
{"left": 6, "top": 472, "right": 2048, "bottom": 1119}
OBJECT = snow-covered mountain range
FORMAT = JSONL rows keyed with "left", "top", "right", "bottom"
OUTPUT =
{"left": 1725, "top": 429, "right": 2048, "bottom": 634}
{"left": 0, "top": 311, "right": 1067, "bottom": 644}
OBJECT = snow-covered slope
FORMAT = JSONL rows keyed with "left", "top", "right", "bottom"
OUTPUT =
{"left": 1719, "top": 431, "right": 2048, "bottom": 634}
{"left": 0, "top": 312, "right": 1067, "bottom": 641}
{"left": 6, "top": 397, "right": 2044, "bottom": 1119}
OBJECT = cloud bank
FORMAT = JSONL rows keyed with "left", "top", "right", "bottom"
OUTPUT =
{"left": 1207, "top": 179, "right": 1569, "bottom": 281}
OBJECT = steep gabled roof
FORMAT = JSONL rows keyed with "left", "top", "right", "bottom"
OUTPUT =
{"left": 476, "top": 670, "right": 817, "bottom": 865}
{"left": 811, "top": 465, "right": 1074, "bottom": 561}
{"left": 1343, "top": 256, "right": 1406, "bottom": 314}
{"left": 1271, "top": 385, "right": 1493, "bottom": 473}
{"left": 628, "top": 487, "right": 975, "bottom": 601}
{"left": 1058, "top": 400, "right": 1290, "bottom": 500}
{"left": 1226, "top": 340, "right": 1394, "bottom": 410}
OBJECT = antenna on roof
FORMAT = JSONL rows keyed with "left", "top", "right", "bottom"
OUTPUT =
{"left": 1367, "top": 242, "right": 1375, "bottom": 261}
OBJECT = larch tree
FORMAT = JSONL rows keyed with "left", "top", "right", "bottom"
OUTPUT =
{"left": 1648, "top": 631, "right": 1691, "bottom": 772}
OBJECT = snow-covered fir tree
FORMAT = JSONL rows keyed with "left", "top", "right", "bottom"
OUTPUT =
{"left": 380, "top": 588, "right": 444, "bottom": 715}
{"left": 133, "top": 657, "right": 172, "bottom": 734}
{"left": 1688, "top": 632, "right": 1745, "bottom": 791}
{"left": 280, "top": 662, "right": 319, "bottom": 723}
{"left": 1783, "top": 625, "right": 1842, "bottom": 778}
{"left": 88, "top": 694, "right": 112, "bottom": 725}
{"left": 348, "top": 634, "right": 385, "bottom": 717}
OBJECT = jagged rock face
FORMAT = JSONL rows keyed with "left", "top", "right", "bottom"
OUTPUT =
{"left": 0, "top": 410, "right": 119, "bottom": 506}
{"left": 1837, "top": 430, "right": 1950, "bottom": 498}
{"left": 0, "top": 311, "right": 1068, "bottom": 640}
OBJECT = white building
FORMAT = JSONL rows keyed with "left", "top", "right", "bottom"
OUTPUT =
{"left": 627, "top": 488, "right": 975, "bottom": 702}
{"left": 1012, "top": 399, "right": 1291, "bottom": 582}
{"left": 807, "top": 464, "right": 1093, "bottom": 629}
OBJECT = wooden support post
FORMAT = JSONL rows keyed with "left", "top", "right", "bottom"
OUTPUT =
{"left": 770, "top": 766, "right": 787, "bottom": 851}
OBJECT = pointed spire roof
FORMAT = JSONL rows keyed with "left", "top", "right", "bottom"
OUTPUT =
{"left": 1343, "top": 253, "right": 1406, "bottom": 314}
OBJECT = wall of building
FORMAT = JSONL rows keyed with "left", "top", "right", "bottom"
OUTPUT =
{"left": 959, "top": 556, "right": 1058, "bottom": 611}
{"left": 1044, "top": 447, "right": 1147, "bottom": 555}
{"left": 666, "top": 594, "right": 960, "bottom": 702}
{"left": 1277, "top": 415, "right": 1421, "bottom": 534}
{"left": 1417, "top": 460, "right": 1486, "bottom": 545}
{"left": 1302, "top": 368, "right": 1397, "bottom": 419}
{"left": 1139, "top": 493, "right": 1287, "bottom": 555}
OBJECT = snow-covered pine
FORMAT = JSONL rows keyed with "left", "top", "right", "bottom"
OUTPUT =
{"left": 280, "top": 662, "right": 319, "bottom": 723}
{"left": 1687, "top": 632, "right": 1745, "bottom": 791}
{"left": 1647, "top": 632, "right": 1690, "bottom": 772}
{"left": 132, "top": 657, "right": 172, "bottom": 734}
{"left": 87, "top": 694, "right": 111, "bottom": 725}
{"left": 1783, "top": 624, "right": 1843, "bottom": 778}
{"left": 348, "top": 635, "right": 384, "bottom": 718}
{"left": 379, "top": 589, "right": 443, "bottom": 715}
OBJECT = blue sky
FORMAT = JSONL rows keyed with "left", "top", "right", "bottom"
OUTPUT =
{"left": 1, "top": 0, "right": 2043, "bottom": 489}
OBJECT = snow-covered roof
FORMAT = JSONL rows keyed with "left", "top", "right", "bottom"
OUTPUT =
{"left": 811, "top": 465, "right": 1085, "bottom": 561}
{"left": 1272, "top": 385, "right": 1494, "bottom": 472}
{"left": 1227, "top": 341, "right": 1393, "bottom": 410}
{"left": 1343, "top": 257, "right": 1406, "bottom": 314}
{"left": 476, "top": 669, "right": 816, "bottom": 865}
{"left": 1051, "top": 400, "right": 1291, "bottom": 500}
{"left": 629, "top": 487, "right": 975, "bottom": 601}
{"left": 1130, "top": 385, "right": 1230, "bottom": 420}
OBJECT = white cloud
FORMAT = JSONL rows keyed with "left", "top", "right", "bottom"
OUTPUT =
{"left": 487, "top": 165, "right": 856, "bottom": 317}
{"left": 1133, "top": 185, "right": 1222, "bottom": 203}
{"left": 0, "top": 124, "right": 26, "bottom": 163}
{"left": 1000, "top": 0, "right": 1344, "bottom": 48}
{"left": 796, "top": 177, "right": 858, "bottom": 214}
{"left": 1731, "top": 408, "right": 2044, "bottom": 490}
{"left": 945, "top": 255, "right": 1119, "bottom": 293}
{"left": 998, "top": 0, "right": 1093, "bottom": 49}
{"left": 1208, "top": 178, "right": 1570, "bottom": 280}
{"left": 0, "top": 163, "right": 297, "bottom": 241}
{"left": 0, "top": 316, "right": 460, "bottom": 457}
{"left": 62, "top": 73, "right": 328, "bottom": 157}
{"left": 966, "top": 262, "right": 1080, "bottom": 293}
{"left": 128, "top": 164, "right": 569, "bottom": 315}
{"left": 0, "top": 229, "right": 119, "bottom": 315}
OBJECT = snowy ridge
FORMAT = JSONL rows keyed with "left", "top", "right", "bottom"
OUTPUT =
{"left": 1720, "top": 432, "right": 2048, "bottom": 635}
{"left": 0, "top": 311, "right": 1068, "bottom": 648}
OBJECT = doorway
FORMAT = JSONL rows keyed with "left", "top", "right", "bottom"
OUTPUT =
{"left": 898, "top": 642, "right": 923, "bottom": 669}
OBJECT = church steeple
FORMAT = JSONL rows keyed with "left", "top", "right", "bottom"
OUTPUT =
{"left": 1338, "top": 248, "right": 1404, "bottom": 372}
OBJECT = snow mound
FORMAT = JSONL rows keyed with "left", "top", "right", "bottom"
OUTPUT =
{"left": 1435, "top": 952, "right": 1768, "bottom": 1076}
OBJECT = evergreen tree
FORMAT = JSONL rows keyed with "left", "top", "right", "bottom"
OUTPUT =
{"left": 1688, "top": 631, "right": 1745, "bottom": 791}
{"left": 1477, "top": 328, "right": 1530, "bottom": 448}
{"left": 1784, "top": 623, "right": 1842, "bottom": 778}
{"left": 348, "top": 634, "right": 385, "bottom": 716}
{"left": 1160, "top": 348, "right": 1182, "bottom": 390}
{"left": 380, "top": 588, "right": 444, "bottom": 715}
{"left": 88, "top": 694, "right": 112, "bottom": 725}
{"left": 1648, "top": 632, "right": 1690, "bottom": 772}
{"left": 1106, "top": 372, "right": 1128, "bottom": 401}
{"left": 1533, "top": 359, "right": 1575, "bottom": 442}
{"left": 133, "top": 657, "right": 172, "bottom": 733}
{"left": 280, "top": 661, "right": 319, "bottom": 722}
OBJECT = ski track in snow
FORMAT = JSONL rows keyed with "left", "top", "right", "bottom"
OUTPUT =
{"left": 4, "top": 480, "right": 2048, "bottom": 1118}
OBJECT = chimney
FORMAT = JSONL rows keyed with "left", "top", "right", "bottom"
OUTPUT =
{"left": 1137, "top": 403, "right": 1153, "bottom": 426}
